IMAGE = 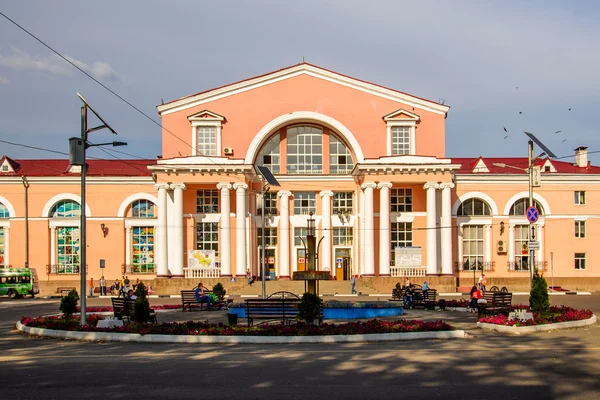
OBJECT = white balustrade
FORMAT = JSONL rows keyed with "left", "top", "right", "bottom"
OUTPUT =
{"left": 390, "top": 266, "right": 428, "bottom": 278}
{"left": 184, "top": 268, "right": 221, "bottom": 278}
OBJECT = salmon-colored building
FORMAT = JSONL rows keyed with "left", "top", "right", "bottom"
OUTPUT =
{"left": 1, "top": 63, "right": 598, "bottom": 292}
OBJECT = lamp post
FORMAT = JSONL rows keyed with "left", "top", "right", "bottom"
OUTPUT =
{"left": 69, "top": 94, "right": 126, "bottom": 326}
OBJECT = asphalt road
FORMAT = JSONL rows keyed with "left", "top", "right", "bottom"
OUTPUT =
{"left": 0, "top": 295, "right": 599, "bottom": 400}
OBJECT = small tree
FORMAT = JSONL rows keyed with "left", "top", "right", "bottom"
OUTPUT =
{"left": 529, "top": 270, "right": 550, "bottom": 313}
{"left": 297, "top": 292, "right": 322, "bottom": 324}
{"left": 132, "top": 282, "right": 152, "bottom": 323}
{"left": 59, "top": 289, "right": 79, "bottom": 318}
{"left": 212, "top": 282, "right": 226, "bottom": 300}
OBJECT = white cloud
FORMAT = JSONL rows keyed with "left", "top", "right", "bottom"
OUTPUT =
{"left": 0, "top": 76, "right": 8, "bottom": 85}
{"left": 0, "top": 47, "right": 119, "bottom": 81}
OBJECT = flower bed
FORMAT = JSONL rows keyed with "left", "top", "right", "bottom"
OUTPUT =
{"left": 76, "top": 304, "right": 181, "bottom": 313}
{"left": 478, "top": 306, "right": 593, "bottom": 327}
{"left": 20, "top": 316, "right": 454, "bottom": 336}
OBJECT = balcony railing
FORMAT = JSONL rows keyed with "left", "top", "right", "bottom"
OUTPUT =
{"left": 46, "top": 265, "right": 87, "bottom": 275}
{"left": 121, "top": 264, "right": 156, "bottom": 275}
{"left": 184, "top": 267, "right": 221, "bottom": 278}
{"left": 507, "top": 261, "right": 548, "bottom": 272}
{"left": 390, "top": 266, "right": 428, "bottom": 277}
{"left": 455, "top": 261, "right": 496, "bottom": 273}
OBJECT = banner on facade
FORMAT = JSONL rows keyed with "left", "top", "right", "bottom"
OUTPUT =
{"left": 188, "top": 250, "right": 216, "bottom": 268}
{"left": 394, "top": 247, "right": 422, "bottom": 267}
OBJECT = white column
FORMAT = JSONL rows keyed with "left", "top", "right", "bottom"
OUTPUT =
{"left": 3, "top": 227, "right": 8, "bottom": 266}
{"left": 509, "top": 224, "right": 515, "bottom": 266}
{"left": 360, "top": 188, "right": 365, "bottom": 276}
{"left": 440, "top": 182, "right": 454, "bottom": 275}
{"left": 50, "top": 226, "right": 56, "bottom": 270}
{"left": 424, "top": 182, "right": 439, "bottom": 274}
{"left": 361, "top": 183, "right": 376, "bottom": 276}
{"left": 155, "top": 183, "right": 169, "bottom": 277}
{"left": 125, "top": 226, "right": 131, "bottom": 268}
{"left": 457, "top": 223, "right": 463, "bottom": 265}
{"left": 217, "top": 183, "right": 232, "bottom": 277}
{"left": 234, "top": 183, "right": 248, "bottom": 277}
{"left": 485, "top": 225, "right": 491, "bottom": 263}
{"left": 320, "top": 191, "right": 333, "bottom": 274}
{"left": 170, "top": 183, "right": 186, "bottom": 277}
{"left": 377, "top": 182, "right": 392, "bottom": 276}
{"left": 278, "top": 190, "right": 292, "bottom": 278}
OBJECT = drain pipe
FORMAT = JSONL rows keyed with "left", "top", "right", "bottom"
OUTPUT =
{"left": 21, "top": 176, "right": 29, "bottom": 268}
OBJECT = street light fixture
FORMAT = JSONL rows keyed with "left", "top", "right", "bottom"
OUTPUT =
{"left": 69, "top": 93, "right": 126, "bottom": 326}
{"left": 493, "top": 132, "right": 556, "bottom": 289}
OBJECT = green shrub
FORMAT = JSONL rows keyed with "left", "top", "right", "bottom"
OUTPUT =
{"left": 212, "top": 282, "right": 226, "bottom": 299}
{"left": 529, "top": 270, "right": 550, "bottom": 313}
{"left": 59, "top": 289, "right": 79, "bottom": 318}
{"left": 132, "top": 282, "right": 152, "bottom": 323}
{"left": 297, "top": 292, "right": 322, "bottom": 324}
{"left": 395, "top": 282, "right": 401, "bottom": 291}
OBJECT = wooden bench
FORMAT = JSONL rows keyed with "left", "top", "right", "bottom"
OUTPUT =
{"left": 111, "top": 297, "right": 156, "bottom": 323}
{"left": 180, "top": 289, "right": 229, "bottom": 311}
{"left": 477, "top": 292, "right": 512, "bottom": 317}
{"left": 56, "top": 287, "right": 76, "bottom": 295}
{"left": 390, "top": 285, "right": 437, "bottom": 310}
{"left": 245, "top": 292, "right": 301, "bottom": 326}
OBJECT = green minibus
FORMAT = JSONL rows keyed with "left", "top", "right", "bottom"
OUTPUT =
{"left": 0, "top": 268, "right": 40, "bottom": 298}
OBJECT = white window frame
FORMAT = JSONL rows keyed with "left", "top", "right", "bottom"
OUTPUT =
{"left": 575, "top": 220, "right": 586, "bottom": 238}
{"left": 575, "top": 253, "right": 586, "bottom": 270}
{"left": 188, "top": 111, "right": 224, "bottom": 156}
{"left": 574, "top": 191, "right": 586, "bottom": 205}
{"left": 383, "top": 109, "right": 419, "bottom": 156}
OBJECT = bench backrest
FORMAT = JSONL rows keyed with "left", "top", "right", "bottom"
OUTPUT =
{"left": 245, "top": 298, "right": 301, "bottom": 314}
{"left": 423, "top": 289, "right": 437, "bottom": 300}
{"left": 181, "top": 289, "right": 215, "bottom": 299}
{"left": 482, "top": 291, "right": 512, "bottom": 306}
{"left": 111, "top": 298, "right": 134, "bottom": 318}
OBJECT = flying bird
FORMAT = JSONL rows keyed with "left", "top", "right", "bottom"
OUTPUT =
{"left": 562, "top": 139, "right": 567, "bottom": 142}
{"left": 504, "top": 135, "right": 508, "bottom": 139}
{"left": 519, "top": 111, "right": 522, "bottom": 114}
{"left": 555, "top": 131, "right": 561, "bottom": 134}
{"left": 503, "top": 127, "right": 507, "bottom": 132}
{"left": 569, "top": 108, "right": 572, "bottom": 111}
{"left": 516, "top": 86, "right": 519, "bottom": 89}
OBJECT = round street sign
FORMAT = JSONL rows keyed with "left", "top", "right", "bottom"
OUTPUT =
{"left": 526, "top": 206, "right": 539, "bottom": 224}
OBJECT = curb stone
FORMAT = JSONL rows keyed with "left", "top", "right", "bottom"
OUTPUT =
{"left": 477, "top": 314, "right": 596, "bottom": 335}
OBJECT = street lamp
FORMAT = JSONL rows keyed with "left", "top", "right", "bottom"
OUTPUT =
{"left": 493, "top": 132, "right": 556, "bottom": 289}
{"left": 69, "top": 93, "right": 127, "bottom": 326}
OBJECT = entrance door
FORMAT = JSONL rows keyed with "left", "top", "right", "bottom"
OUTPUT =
{"left": 334, "top": 248, "right": 352, "bottom": 280}
{"left": 296, "top": 248, "right": 307, "bottom": 272}
{"left": 342, "top": 257, "right": 351, "bottom": 280}
{"left": 259, "top": 248, "right": 277, "bottom": 280}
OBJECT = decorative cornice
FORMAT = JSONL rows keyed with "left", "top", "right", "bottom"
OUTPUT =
{"left": 233, "top": 183, "right": 248, "bottom": 190}
{"left": 377, "top": 182, "right": 393, "bottom": 189}
{"left": 277, "top": 190, "right": 292, "bottom": 198}
{"left": 320, "top": 190, "right": 334, "bottom": 197}
{"left": 439, "top": 182, "right": 455, "bottom": 189}
{"left": 424, "top": 182, "right": 440, "bottom": 190}
{"left": 169, "top": 183, "right": 186, "bottom": 190}
{"left": 216, "top": 183, "right": 233, "bottom": 190}
{"left": 154, "top": 183, "right": 170, "bottom": 190}
{"left": 361, "top": 182, "right": 377, "bottom": 190}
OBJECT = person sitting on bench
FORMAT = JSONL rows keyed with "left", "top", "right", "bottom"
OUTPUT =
{"left": 403, "top": 284, "right": 415, "bottom": 309}
{"left": 195, "top": 282, "right": 213, "bottom": 310}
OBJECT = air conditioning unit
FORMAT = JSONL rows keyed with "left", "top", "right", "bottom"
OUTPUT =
{"left": 497, "top": 240, "right": 507, "bottom": 253}
{"left": 223, "top": 147, "right": 234, "bottom": 156}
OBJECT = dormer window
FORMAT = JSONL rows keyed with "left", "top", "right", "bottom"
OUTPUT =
{"left": 188, "top": 110, "right": 225, "bottom": 156}
{"left": 1, "top": 165, "right": 7, "bottom": 172}
{"left": 383, "top": 109, "right": 420, "bottom": 156}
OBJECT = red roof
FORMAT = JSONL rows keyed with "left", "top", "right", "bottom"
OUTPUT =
{"left": 158, "top": 62, "right": 448, "bottom": 112}
{"left": 0, "top": 158, "right": 154, "bottom": 177}
{"left": 451, "top": 157, "right": 600, "bottom": 174}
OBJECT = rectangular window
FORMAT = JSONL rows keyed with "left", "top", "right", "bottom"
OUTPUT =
{"left": 197, "top": 126, "right": 217, "bottom": 156}
{"left": 574, "top": 191, "right": 586, "bottom": 205}
{"left": 391, "top": 188, "right": 412, "bottom": 212}
{"left": 575, "top": 253, "right": 586, "bottom": 270}
{"left": 132, "top": 227, "right": 155, "bottom": 273}
{"left": 333, "top": 192, "right": 353, "bottom": 215}
{"left": 196, "top": 223, "right": 219, "bottom": 254}
{"left": 293, "top": 192, "right": 316, "bottom": 215}
{"left": 391, "top": 126, "right": 410, "bottom": 155}
{"left": 257, "top": 192, "right": 278, "bottom": 215}
{"left": 257, "top": 228, "right": 278, "bottom": 246}
{"left": 461, "top": 225, "right": 484, "bottom": 271}
{"left": 57, "top": 227, "right": 80, "bottom": 274}
{"left": 294, "top": 227, "right": 308, "bottom": 246}
{"left": 196, "top": 190, "right": 219, "bottom": 213}
{"left": 329, "top": 136, "right": 353, "bottom": 174}
{"left": 390, "top": 222, "right": 413, "bottom": 260}
{"left": 575, "top": 220, "right": 586, "bottom": 238}
{"left": 0, "top": 227, "right": 5, "bottom": 267}
{"left": 333, "top": 227, "right": 353, "bottom": 246}
{"left": 514, "top": 225, "right": 530, "bottom": 271}
{"left": 287, "top": 126, "right": 323, "bottom": 174}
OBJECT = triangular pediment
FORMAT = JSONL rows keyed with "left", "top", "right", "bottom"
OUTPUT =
{"left": 540, "top": 159, "right": 556, "bottom": 173}
{"left": 382, "top": 108, "right": 420, "bottom": 122}
{"left": 0, "top": 156, "right": 20, "bottom": 173}
{"left": 472, "top": 158, "right": 489, "bottom": 173}
{"left": 187, "top": 110, "right": 226, "bottom": 122}
{"left": 158, "top": 63, "right": 450, "bottom": 116}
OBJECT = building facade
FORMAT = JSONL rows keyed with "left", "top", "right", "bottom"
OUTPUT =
{"left": 1, "top": 63, "right": 598, "bottom": 289}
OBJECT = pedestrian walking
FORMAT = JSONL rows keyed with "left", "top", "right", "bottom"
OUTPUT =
{"left": 100, "top": 276, "right": 107, "bottom": 296}
{"left": 89, "top": 277, "right": 94, "bottom": 297}
{"left": 350, "top": 275, "right": 356, "bottom": 294}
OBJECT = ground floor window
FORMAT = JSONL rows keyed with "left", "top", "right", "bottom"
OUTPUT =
{"left": 575, "top": 253, "right": 586, "bottom": 270}
{"left": 514, "top": 225, "right": 530, "bottom": 271}
{"left": 132, "top": 227, "right": 155, "bottom": 273}
{"left": 462, "top": 225, "right": 483, "bottom": 270}
{"left": 196, "top": 222, "right": 219, "bottom": 253}
{"left": 333, "top": 227, "right": 353, "bottom": 246}
{"left": 57, "top": 226, "right": 80, "bottom": 274}
{"left": 390, "top": 222, "right": 412, "bottom": 259}
{"left": 257, "top": 228, "right": 278, "bottom": 246}
{"left": 0, "top": 227, "right": 5, "bottom": 266}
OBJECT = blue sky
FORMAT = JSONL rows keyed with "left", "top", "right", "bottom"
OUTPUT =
{"left": 1, "top": 0, "right": 599, "bottom": 163}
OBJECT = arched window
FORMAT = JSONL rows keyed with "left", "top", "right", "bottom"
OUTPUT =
{"left": 287, "top": 125, "right": 323, "bottom": 174}
{"left": 50, "top": 200, "right": 81, "bottom": 218}
{"left": 0, "top": 203, "right": 9, "bottom": 218}
{"left": 509, "top": 198, "right": 544, "bottom": 216}
{"left": 256, "top": 133, "right": 281, "bottom": 174}
{"left": 329, "top": 135, "right": 354, "bottom": 174}
{"left": 457, "top": 198, "right": 492, "bottom": 216}
{"left": 131, "top": 200, "right": 156, "bottom": 218}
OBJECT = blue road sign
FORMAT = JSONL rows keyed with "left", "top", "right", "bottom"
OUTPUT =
{"left": 526, "top": 206, "right": 539, "bottom": 223}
